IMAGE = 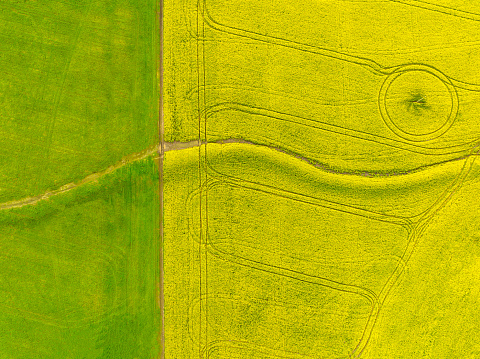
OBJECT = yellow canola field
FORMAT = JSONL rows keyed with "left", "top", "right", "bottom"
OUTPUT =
{"left": 164, "top": 1, "right": 480, "bottom": 357}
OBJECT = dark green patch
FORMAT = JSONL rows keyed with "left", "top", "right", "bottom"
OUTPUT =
{"left": 404, "top": 91, "right": 432, "bottom": 116}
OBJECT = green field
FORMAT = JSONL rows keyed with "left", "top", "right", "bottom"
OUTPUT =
{"left": 0, "top": 0, "right": 158, "bottom": 203}
{"left": 0, "top": 156, "right": 160, "bottom": 358}
{"left": 0, "top": 0, "right": 160, "bottom": 358}
{"left": 165, "top": 0, "right": 480, "bottom": 358}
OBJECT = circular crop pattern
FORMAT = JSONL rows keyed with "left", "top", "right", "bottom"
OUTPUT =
{"left": 378, "top": 64, "right": 458, "bottom": 142}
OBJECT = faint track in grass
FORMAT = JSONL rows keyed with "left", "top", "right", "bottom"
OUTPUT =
{"left": 0, "top": 144, "right": 161, "bottom": 211}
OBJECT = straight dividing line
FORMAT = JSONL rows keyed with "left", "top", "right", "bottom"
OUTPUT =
{"left": 158, "top": 0, "right": 165, "bottom": 357}
{"left": 196, "top": 0, "right": 207, "bottom": 356}
{"left": 201, "top": 0, "right": 210, "bottom": 353}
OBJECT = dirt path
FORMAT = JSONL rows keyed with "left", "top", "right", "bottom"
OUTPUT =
{"left": 163, "top": 138, "right": 470, "bottom": 177}
{"left": 0, "top": 139, "right": 471, "bottom": 211}
{"left": 0, "top": 144, "right": 160, "bottom": 211}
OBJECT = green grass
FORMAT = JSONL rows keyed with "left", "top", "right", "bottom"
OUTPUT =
{"left": 0, "top": 156, "right": 160, "bottom": 359}
{"left": 0, "top": 0, "right": 158, "bottom": 203}
{"left": 0, "top": 0, "right": 160, "bottom": 356}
